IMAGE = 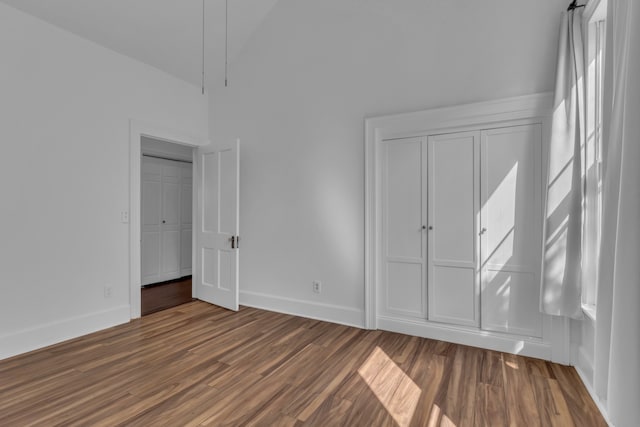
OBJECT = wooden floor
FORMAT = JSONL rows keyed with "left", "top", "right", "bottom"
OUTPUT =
{"left": 141, "top": 276, "right": 193, "bottom": 316}
{"left": 0, "top": 302, "right": 606, "bottom": 426}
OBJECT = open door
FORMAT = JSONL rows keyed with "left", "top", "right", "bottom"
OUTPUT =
{"left": 195, "top": 139, "right": 239, "bottom": 311}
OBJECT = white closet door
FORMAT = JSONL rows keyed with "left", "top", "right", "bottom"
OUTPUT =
{"left": 141, "top": 157, "right": 190, "bottom": 286}
{"left": 380, "top": 137, "right": 427, "bottom": 318}
{"left": 180, "top": 164, "right": 193, "bottom": 277}
{"left": 427, "top": 131, "right": 480, "bottom": 326}
{"left": 141, "top": 159, "right": 162, "bottom": 285}
{"left": 480, "top": 124, "right": 543, "bottom": 337}
{"left": 160, "top": 163, "right": 182, "bottom": 280}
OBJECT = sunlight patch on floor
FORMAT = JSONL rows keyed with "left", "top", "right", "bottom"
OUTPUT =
{"left": 357, "top": 346, "right": 421, "bottom": 427}
{"left": 427, "top": 404, "right": 457, "bottom": 427}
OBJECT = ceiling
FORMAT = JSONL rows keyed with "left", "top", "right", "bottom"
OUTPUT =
{"left": 0, "top": 0, "right": 280, "bottom": 88}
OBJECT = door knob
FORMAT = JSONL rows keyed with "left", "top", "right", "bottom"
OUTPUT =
{"left": 162, "top": 220, "right": 166, "bottom": 224}
{"left": 429, "top": 226, "right": 433, "bottom": 230}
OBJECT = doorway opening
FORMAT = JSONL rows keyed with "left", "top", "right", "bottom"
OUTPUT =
{"left": 140, "top": 137, "right": 195, "bottom": 315}
{"left": 129, "top": 120, "right": 207, "bottom": 319}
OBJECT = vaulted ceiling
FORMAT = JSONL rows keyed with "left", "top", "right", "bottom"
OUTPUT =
{"left": 0, "top": 0, "right": 280, "bottom": 87}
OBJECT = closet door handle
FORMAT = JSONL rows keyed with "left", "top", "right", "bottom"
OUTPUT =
{"left": 229, "top": 235, "right": 235, "bottom": 249}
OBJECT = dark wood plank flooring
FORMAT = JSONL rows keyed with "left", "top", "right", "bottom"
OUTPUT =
{"left": 0, "top": 301, "right": 607, "bottom": 426}
{"left": 141, "top": 276, "right": 193, "bottom": 316}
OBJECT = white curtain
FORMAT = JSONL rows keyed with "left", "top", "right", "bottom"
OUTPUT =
{"left": 593, "top": 0, "right": 640, "bottom": 426}
{"left": 541, "top": 8, "right": 585, "bottom": 319}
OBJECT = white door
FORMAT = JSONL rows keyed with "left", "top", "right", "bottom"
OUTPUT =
{"left": 141, "top": 159, "right": 162, "bottom": 285}
{"left": 480, "top": 125, "right": 543, "bottom": 337}
{"left": 379, "top": 137, "right": 428, "bottom": 319}
{"left": 195, "top": 140, "right": 239, "bottom": 311}
{"left": 160, "top": 162, "right": 182, "bottom": 279}
{"left": 180, "top": 165, "right": 193, "bottom": 277}
{"left": 427, "top": 131, "right": 480, "bottom": 326}
{"left": 141, "top": 157, "right": 183, "bottom": 285}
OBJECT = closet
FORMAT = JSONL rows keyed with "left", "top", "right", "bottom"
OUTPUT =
{"left": 365, "top": 94, "right": 570, "bottom": 361}
{"left": 141, "top": 156, "right": 192, "bottom": 286}
{"left": 379, "top": 123, "right": 543, "bottom": 337}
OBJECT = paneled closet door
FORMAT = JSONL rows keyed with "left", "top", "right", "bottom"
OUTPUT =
{"left": 480, "top": 124, "right": 543, "bottom": 337}
{"left": 141, "top": 159, "right": 162, "bottom": 285}
{"left": 141, "top": 157, "right": 186, "bottom": 286}
{"left": 180, "top": 165, "right": 193, "bottom": 277}
{"left": 379, "top": 137, "right": 428, "bottom": 319}
{"left": 427, "top": 131, "right": 480, "bottom": 327}
{"left": 160, "top": 162, "right": 182, "bottom": 280}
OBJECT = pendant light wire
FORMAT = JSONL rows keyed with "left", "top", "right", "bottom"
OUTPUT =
{"left": 225, "top": 0, "right": 228, "bottom": 87}
{"left": 201, "top": 0, "right": 205, "bottom": 94}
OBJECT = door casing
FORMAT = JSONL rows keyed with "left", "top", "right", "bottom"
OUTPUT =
{"left": 129, "top": 120, "right": 208, "bottom": 319}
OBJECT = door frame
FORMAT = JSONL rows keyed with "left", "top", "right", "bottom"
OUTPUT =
{"left": 129, "top": 119, "right": 208, "bottom": 319}
{"left": 363, "top": 93, "right": 572, "bottom": 363}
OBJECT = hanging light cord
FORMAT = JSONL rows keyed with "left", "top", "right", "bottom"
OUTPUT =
{"left": 225, "top": 0, "right": 229, "bottom": 87}
{"left": 201, "top": 0, "right": 205, "bottom": 94}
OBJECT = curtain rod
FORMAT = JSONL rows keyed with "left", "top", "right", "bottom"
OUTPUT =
{"left": 567, "top": 0, "right": 585, "bottom": 11}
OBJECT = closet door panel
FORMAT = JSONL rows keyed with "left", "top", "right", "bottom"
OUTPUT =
{"left": 161, "top": 166, "right": 181, "bottom": 227}
{"left": 387, "top": 262, "right": 424, "bottom": 316}
{"left": 380, "top": 138, "right": 427, "bottom": 318}
{"left": 432, "top": 266, "right": 476, "bottom": 324}
{"left": 427, "top": 132, "right": 479, "bottom": 326}
{"left": 483, "top": 270, "right": 541, "bottom": 337}
{"left": 385, "top": 140, "right": 423, "bottom": 259}
{"left": 141, "top": 233, "right": 160, "bottom": 284}
{"left": 141, "top": 160, "right": 162, "bottom": 285}
{"left": 480, "top": 124, "right": 542, "bottom": 337}
{"left": 161, "top": 230, "right": 181, "bottom": 276}
{"left": 160, "top": 164, "right": 181, "bottom": 280}
{"left": 180, "top": 165, "right": 193, "bottom": 276}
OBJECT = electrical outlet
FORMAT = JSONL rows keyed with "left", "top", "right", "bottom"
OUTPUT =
{"left": 312, "top": 280, "right": 322, "bottom": 294}
{"left": 104, "top": 285, "right": 113, "bottom": 298}
{"left": 120, "top": 211, "right": 129, "bottom": 223}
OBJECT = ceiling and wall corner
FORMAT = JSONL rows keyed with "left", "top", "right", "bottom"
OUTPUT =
{"left": 0, "top": 0, "right": 280, "bottom": 87}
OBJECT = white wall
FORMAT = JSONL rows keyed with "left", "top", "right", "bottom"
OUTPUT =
{"left": 0, "top": 3, "right": 207, "bottom": 359}
{"left": 209, "top": 0, "right": 563, "bottom": 325}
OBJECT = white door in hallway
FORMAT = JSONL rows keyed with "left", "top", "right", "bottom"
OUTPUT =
{"left": 141, "top": 157, "right": 184, "bottom": 285}
{"left": 195, "top": 140, "right": 240, "bottom": 311}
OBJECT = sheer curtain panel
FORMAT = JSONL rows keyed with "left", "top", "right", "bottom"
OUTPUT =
{"left": 541, "top": 7, "right": 585, "bottom": 319}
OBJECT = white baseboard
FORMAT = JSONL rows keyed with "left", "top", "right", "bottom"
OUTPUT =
{"left": 576, "top": 344, "right": 595, "bottom": 381}
{"left": 377, "top": 316, "right": 552, "bottom": 360}
{"left": 239, "top": 291, "right": 364, "bottom": 329}
{"left": 574, "top": 365, "right": 613, "bottom": 426}
{"left": 0, "top": 305, "right": 130, "bottom": 361}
